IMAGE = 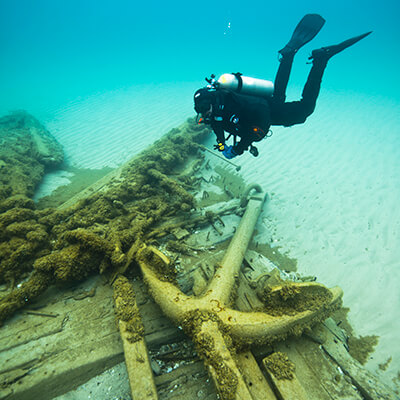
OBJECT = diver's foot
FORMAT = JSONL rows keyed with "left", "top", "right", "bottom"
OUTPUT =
{"left": 309, "top": 31, "right": 372, "bottom": 63}
{"left": 278, "top": 14, "right": 325, "bottom": 57}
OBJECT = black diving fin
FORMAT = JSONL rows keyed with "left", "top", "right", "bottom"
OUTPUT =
{"left": 279, "top": 14, "right": 326, "bottom": 56}
{"left": 309, "top": 31, "right": 373, "bottom": 62}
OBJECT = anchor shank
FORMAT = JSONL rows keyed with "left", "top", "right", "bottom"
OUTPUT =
{"left": 195, "top": 320, "right": 253, "bottom": 399}
{"left": 206, "top": 193, "right": 266, "bottom": 305}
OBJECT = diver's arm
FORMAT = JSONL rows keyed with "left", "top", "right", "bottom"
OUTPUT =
{"left": 212, "top": 123, "right": 226, "bottom": 145}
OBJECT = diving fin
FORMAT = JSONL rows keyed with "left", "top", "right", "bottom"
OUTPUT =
{"left": 279, "top": 14, "right": 326, "bottom": 57}
{"left": 309, "top": 31, "right": 372, "bottom": 62}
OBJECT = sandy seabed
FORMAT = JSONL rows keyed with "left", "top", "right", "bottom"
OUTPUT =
{"left": 34, "top": 82, "right": 400, "bottom": 389}
{"left": 241, "top": 89, "right": 400, "bottom": 386}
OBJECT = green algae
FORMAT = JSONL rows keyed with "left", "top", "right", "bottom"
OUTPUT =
{"left": 113, "top": 275, "right": 144, "bottom": 343}
{"left": 263, "top": 351, "right": 296, "bottom": 380}
{"left": 0, "top": 111, "right": 63, "bottom": 201}
{"left": 260, "top": 279, "right": 334, "bottom": 317}
{"left": 0, "top": 115, "right": 210, "bottom": 324}
{"left": 378, "top": 357, "right": 392, "bottom": 371}
{"left": 181, "top": 309, "right": 238, "bottom": 400}
{"left": 195, "top": 331, "right": 238, "bottom": 400}
{"left": 348, "top": 335, "right": 379, "bottom": 365}
{"left": 138, "top": 245, "right": 177, "bottom": 283}
{"left": 331, "top": 307, "right": 380, "bottom": 365}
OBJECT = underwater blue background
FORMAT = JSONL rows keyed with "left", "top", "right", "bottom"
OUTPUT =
{"left": 1, "top": 0, "right": 400, "bottom": 393}
{"left": 1, "top": 0, "right": 400, "bottom": 113}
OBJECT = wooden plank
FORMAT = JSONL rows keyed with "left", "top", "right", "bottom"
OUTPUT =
{"left": 244, "top": 249, "right": 277, "bottom": 275}
{"left": 0, "top": 277, "right": 123, "bottom": 400}
{"left": 118, "top": 320, "right": 158, "bottom": 400}
{"left": 321, "top": 322, "right": 398, "bottom": 400}
{"left": 234, "top": 263, "right": 279, "bottom": 399}
{"left": 262, "top": 353, "right": 309, "bottom": 400}
{"left": 235, "top": 270, "right": 264, "bottom": 312}
{"left": 236, "top": 351, "right": 277, "bottom": 400}
{"left": 276, "top": 338, "right": 363, "bottom": 400}
{"left": 0, "top": 276, "right": 184, "bottom": 400}
{"left": 113, "top": 277, "right": 158, "bottom": 400}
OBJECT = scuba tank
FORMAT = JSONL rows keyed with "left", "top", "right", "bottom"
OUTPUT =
{"left": 200, "top": 74, "right": 273, "bottom": 157}
{"left": 216, "top": 73, "right": 274, "bottom": 98}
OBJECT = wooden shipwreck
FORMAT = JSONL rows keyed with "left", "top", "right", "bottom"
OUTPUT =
{"left": 0, "top": 112, "right": 398, "bottom": 400}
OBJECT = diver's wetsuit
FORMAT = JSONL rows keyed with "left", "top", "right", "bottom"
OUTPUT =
{"left": 211, "top": 55, "right": 327, "bottom": 155}
{"left": 270, "top": 53, "right": 327, "bottom": 126}
{"left": 210, "top": 90, "right": 271, "bottom": 155}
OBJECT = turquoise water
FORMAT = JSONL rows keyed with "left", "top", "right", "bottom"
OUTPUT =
{"left": 1, "top": 0, "right": 399, "bottom": 113}
{"left": 1, "top": 0, "right": 400, "bottom": 395}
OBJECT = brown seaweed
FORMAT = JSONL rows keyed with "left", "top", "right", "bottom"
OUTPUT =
{"left": 0, "top": 113, "right": 209, "bottom": 324}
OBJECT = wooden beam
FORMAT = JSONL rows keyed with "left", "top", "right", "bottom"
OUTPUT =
{"left": 262, "top": 352, "right": 309, "bottom": 400}
{"left": 0, "top": 276, "right": 183, "bottom": 400}
{"left": 236, "top": 352, "right": 277, "bottom": 400}
{"left": 276, "top": 338, "right": 363, "bottom": 400}
{"left": 113, "top": 276, "right": 158, "bottom": 399}
{"left": 321, "top": 320, "right": 397, "bottom": 400}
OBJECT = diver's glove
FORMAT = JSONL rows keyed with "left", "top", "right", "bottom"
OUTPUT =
{"left": 222, "top": 145, "right": 237, "bottom": 159}
{"left": 213, "top": 142, "right": 225, "bottom": 152}
{"left": 249, "top": 145, "right": 259, "bottom": 157}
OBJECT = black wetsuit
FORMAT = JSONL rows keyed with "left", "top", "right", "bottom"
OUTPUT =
{"left": 210, "top": 90, "right": 271, "bottom": 155}
{"left": 210, "top": 54, "right": 327, "bottom": 155}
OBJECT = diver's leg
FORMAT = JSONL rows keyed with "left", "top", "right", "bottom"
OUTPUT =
{"left": 297, "top": 31, "right": 373, "bottom": 120}
{"left": 270, "top": 31, "right": 372, "bottom": 126}
{"left": 270, "top": 59, "right": 327, "bottom": 126}
{"left": 298, "top": 58, "right": 327, "bottom": 117}
{"left": 272, "top": 53, "right": 295, "bottom": 103}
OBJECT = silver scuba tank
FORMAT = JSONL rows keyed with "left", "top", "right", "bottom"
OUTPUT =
{"left": 217, "top": 73, "right": 274, "bottom": 98}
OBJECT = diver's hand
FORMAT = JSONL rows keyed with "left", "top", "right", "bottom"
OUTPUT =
{"left": 222, "top": 145, "right": 237, "bottom": 159}
{"left": 213, "top": 142, "right": 225, "bottom": 152}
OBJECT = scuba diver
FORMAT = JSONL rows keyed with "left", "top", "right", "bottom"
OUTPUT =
{"left": 194, "top": 14, "right": 372, "bottom": 159}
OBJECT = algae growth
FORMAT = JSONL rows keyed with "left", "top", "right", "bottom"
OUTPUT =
{"left": 0, "top": 111, "right": 375, "bottom": 400}
{"left": 263, "top": 351, "right": 296, "bottom": 380}
{"left": 0, "top": 111, "right": 63, "bottom": 201}
{"left": 113, "top": 275, "right": 144, "bottom": 343}
{"left": 0, "top": 111, "right": 210, "bottom": 324}
{"left": 331, "top": 307, "right": 380, "bottom": 365}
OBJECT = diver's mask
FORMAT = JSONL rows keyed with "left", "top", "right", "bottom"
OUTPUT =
{"left": 196, "top": 105, "right": 212, "bottom": 124}
{"left": 194, "top": 87, "right": 215, "bottom": 124}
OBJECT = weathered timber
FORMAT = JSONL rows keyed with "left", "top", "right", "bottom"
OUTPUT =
{"left": 113, "top": 276, "right": 158, "bottom": 400}
{"left": 0, "top": 277, "right": 122, "bottom": 400}
{"left": 236, "top": 352, "right": 277, "bottom": 400}
{"left": 262, "top": 354, "right": 309, "bottom": 400}
{"left": 276, "top": 338, "right": 363, "bottom": 400}
{"left": 0, "top": 276, "right": 185, "bottom": 400}
{"left": 321, "top": 319, "right": 398, "bottom": 400}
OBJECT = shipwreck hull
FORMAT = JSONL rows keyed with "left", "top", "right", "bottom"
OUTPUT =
{"left": 0, "top": 114, "right": 397, "bottom": 400}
